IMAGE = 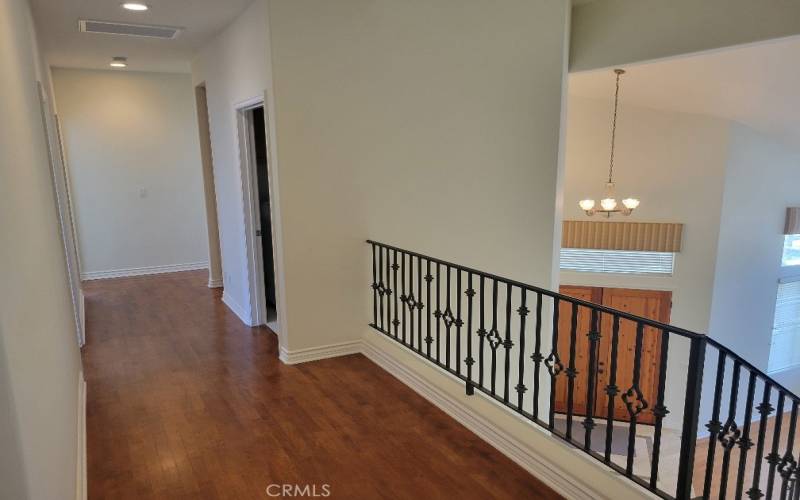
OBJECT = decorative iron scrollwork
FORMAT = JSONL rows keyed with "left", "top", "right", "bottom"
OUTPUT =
{"left": 622, "top": 385, "right": 648, "bottom": 417}
{"left": 718, "top": 419, "right": 741, "bottom": 450}
{"left": 486, "top": 328, "right": 502, "bottom": 349}
{"left": 544, "top": 352, "right": 564, "bottom": 377}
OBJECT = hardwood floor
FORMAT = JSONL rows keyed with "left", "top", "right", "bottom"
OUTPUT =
{"left": 82, "top": 271, "right": 561, "bottom": 499}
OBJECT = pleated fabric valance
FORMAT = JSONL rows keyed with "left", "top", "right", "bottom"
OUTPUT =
{"left": 562, "top": 220, "right": 684, "bottom": 253}
{"left": 785, "top": 207, "right": 800, "bottom": 235}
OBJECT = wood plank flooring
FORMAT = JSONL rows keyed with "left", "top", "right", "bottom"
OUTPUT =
{"left": 83, "top": 271, "right": 561, "bottom": 499}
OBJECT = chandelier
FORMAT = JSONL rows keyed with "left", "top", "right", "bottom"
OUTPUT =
{"left": 578, "top": 69, "right": 640, "bottom": 217}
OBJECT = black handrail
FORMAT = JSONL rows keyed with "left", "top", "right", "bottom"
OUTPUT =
{"left": 366, "top": 240, "right": 800, "bottom": 499}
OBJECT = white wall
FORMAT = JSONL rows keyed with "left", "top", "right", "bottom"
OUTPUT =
{"left": 562, "top": 96, "right": 732, "bottom": 430}
{"left": 0, "top": 0, "right": 83, "bottom": 497}
{"left": 562, "top": 96, "right": 730, "bottom": 334}
{"left": 570, "top": 0, "right": 800, "bottom": 71}
{"left": 191, "top": 0, "right": 273, "bottom": 324}
{"left": 709, "top": 123, "right": 800, "bottom": 389}
{"left": 52, "top": 68, "right": 208, "bottom": 278}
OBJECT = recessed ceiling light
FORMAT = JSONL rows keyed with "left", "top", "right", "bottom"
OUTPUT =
{"left": 122, "top": 2, "right": 149, "bottom": 11}
{"left": 110, "top": 56, "right": 128, "bottom": 68}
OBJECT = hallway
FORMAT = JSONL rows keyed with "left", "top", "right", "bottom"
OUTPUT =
{"left": 82, "top": 271, "right": 560, "bottom": 499}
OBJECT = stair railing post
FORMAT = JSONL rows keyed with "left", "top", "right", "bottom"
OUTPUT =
{"left": 676, "top": 335, "right": 707, "bottom": 499}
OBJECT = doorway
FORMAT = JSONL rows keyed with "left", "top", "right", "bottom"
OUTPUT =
{"left": 238, "top": 99, "right": 278, "bottom": 326}
{"left": 553, "top": 285, "right": 672, "bottom": 425}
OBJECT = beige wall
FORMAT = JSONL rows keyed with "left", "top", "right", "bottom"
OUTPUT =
{"left": 570, "top": 0, "right": 800, "bottom": 71}
{"left": 0, "top": 0, "right": 83, "bottom": 497}
{"left": 53, "top": 68, "right": 208, "bottom": 278}
{"left": 268, "top": 0, "right": 570, "bottom": 352}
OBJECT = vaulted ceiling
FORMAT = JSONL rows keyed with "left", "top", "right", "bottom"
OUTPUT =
{"left": 570, "top": 36, "right": 800, "bottom": 146}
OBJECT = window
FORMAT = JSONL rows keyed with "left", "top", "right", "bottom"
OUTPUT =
{"left": 768, "top": 280, "right": 800, "bottom": 373}
{"left": 559, "top": 248, "right": 674, "bottom": 275}
{"left": 783, "top": 234, "right": 800, "bottom": 267}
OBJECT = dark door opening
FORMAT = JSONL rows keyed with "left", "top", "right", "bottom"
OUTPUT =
{"left": 250, "top": 106, "right": 276, "bottom": 316}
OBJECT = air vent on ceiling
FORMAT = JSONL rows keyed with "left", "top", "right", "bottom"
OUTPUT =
{"left": 78, "top": 19, "right": 183, "bottom": 39}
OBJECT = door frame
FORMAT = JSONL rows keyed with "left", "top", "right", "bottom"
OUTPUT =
{"left": 37, "top": 81, "right": 85, "bottom": 347}
{"left": 235, "top": 95, "right": 282, "bottom": 333}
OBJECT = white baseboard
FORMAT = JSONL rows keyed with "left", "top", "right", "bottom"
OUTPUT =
{"left": 279, "top": 340, "right": 362, "bottom": 365}
{"left": 222, "top": 291, "right": 253, "bottom": 326}
{"left": 76, "top": 372, "right": 87, "bottom": 500}
{"left": 81, "top": 262, "right": 208, "bottom": 281}
{"left": 362, "top": 340, "right": 621, "bottom": 500}
{"left": 208, "top": 277, "right": 224, "bottom": 288}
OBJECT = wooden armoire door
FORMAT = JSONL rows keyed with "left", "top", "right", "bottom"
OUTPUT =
{"left": 554, "top": 286, "right": 671, "bottom": 425}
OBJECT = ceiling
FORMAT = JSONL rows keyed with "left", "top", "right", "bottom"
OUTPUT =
{"left": 569, "top": 36, "right": 800, "bottom": 146}
{"left": 31, "top": 0, "right": 253, "bottom": 73}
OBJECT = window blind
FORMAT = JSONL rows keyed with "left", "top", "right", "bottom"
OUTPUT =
{"left": 768, "top": 280, "right": 800, "bottom": 373}
{"left": 560, "top": 248, "right": 674, "bottom": 275}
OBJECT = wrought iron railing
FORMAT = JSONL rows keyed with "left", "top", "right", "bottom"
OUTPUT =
{"left": 367, "top": 240, "right": 800, "bottom": 499}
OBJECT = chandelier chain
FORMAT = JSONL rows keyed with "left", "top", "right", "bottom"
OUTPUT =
{"left": 608, "top": 69, "right": 623, "bottom": 184}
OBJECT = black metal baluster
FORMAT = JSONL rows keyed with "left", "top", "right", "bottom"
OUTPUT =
{"left": 565, "top": 303, "right": 579, "bottom": 442}
{"left": 465, "top": 272, "right": 475, "bottom": 395}
{"left": 377, "top": 245, "right": 384, "bottom": 331}
{"left": 399, "top": 251, "right": 406, "bottom": 344}
{"left": 425, "top": 260, "right": 432, "bottom": 359}
{"left": 749, "top": 382, "right": 773, "bottom": 499}
{"left": 649, "top": 329, "right": 670, "bottom": 490}
{"left": 703, "top": 351, "right": 728, "bottom": 499}
{"left": 735, "top": 371, "right": 757, "bottom": 499}
{"left": 624, "top": 321, "right": 647, "bottom": 477}
{"left": 516, "top": 289, "right": 528, "bottom": 411}
{"left": 386, "top": 248, "right": 392, "bottom": 335}
{"left": 503, "top": 283, "right": 513, "bottom": 404}
{"left": 583, "top": 309, "right": 600, "bottom": 452}
{"left": 676, "top": 335, "right": 706, "bottom": 500}
{"left": 392, "top": 249, "right": 399, "bottom": 338}
{"left": 417, "top": 256, "right": 423, "bottom": 354}
{"left": 371, "top": 244, "right": 377, "bottom": 326}
{"left": 766, "top": 393, "right": 786, "bottom": 499}
{"left": 435, "top": 263, "right": 441, "bottom": 363}
{"left": 445, "top": 266, "right": 451, "bottom": 369}
{"left": 548, "top": 297, "right": 561, "bottom": 431}
{"left": 456, "top": 270, "right": 463, "bottom": 375}
{"left": 718, "top": 361, "right": 742, "bottom": 500}
{"left": 779, "top": 401, "right": 799, "bottom": 500}
{"left": 478, "top": 276, "right": 486, "bottom": 388}
{"left": 531, "top": 292, "right": 543, "bottom": 421}
{"left": 406, "top": 254, "right": 414, "bottom": 349}
{"left": 604, "top": 315, "right": 621, "bottom": 464}
{"left": 490, "top": 279, "right": 499, "bottom": 396}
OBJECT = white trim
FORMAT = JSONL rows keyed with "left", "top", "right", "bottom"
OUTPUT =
{"left": 75, "top": 372, "right": 86, "bottom": 500}
{"left": 81, "top": 262, "right": 208, "bottom": 281}
{"left": 362, "top": 339, "right": 654, "bottom": 500}
{"left": 278, "top": 341, "right": 362, "bottom": 365}
{"left": 222, "top": 291, "right": 253, "bottom": 326}
{"left": 208, "top": 278, "right": 224, "bottom": 288}
{"left": 234, "top": 93, "right": 287, "bottom": 342}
